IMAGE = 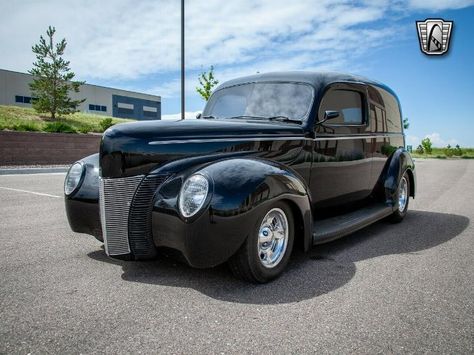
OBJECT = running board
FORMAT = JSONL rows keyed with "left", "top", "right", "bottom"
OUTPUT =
{"left": 312, "top": 203, "right": 393, "bottom": 245}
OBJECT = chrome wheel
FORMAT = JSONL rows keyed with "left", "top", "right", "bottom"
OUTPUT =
{"left": 398, "top": 176, "right": 408, "bottom": 212}
{"left": 257, "top": 208, "right": 289, "bottom": 268}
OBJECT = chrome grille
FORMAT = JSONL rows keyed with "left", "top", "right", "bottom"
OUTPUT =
{"left": 99, "top": 175, "right": 144, "bottom": 256}
{"left": 128, "top": 174, "right": 169, "bottom": 259}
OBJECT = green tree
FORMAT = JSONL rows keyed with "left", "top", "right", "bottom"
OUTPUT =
{"left": 196, "top": 65, "right": 219, "bottom": 101}
{"left": 421, "top": 137, "right": 433, "bottom": 154}
{"left": 403, "top": 117, "right": 410, "bottom": 130}
{"left": 29, "top": 26, "right": 85, "bottom": 119}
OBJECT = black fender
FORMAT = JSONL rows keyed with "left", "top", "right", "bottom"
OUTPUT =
{"left": 152, "top": 157, "right": 313, "bottom": 268}
{"left": 199, "top": 158, "right": 312, "bottom": 252}
{"left": 381, "top": 148, "right": 416, "bottom": 207}
{"left": 64, "top": 153, "right": 103, "bottom": 240}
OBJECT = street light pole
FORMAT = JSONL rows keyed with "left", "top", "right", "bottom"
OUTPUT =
{"left": 181, "top": 0, "right": 185, "bottom": 120}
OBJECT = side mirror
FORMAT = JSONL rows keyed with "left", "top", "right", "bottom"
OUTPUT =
{"left": 196, "top": 113, "right": 202, "bottom": 119}
{"left": 316, "top": 110, "right": 339, "bottom": 125}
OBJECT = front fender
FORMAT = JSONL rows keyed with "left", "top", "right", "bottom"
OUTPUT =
{"left": 152, "top": 158, "right": 312, "bottom": 267}
{"left": 203, "top": 158, "right": 312, "bottom": 251}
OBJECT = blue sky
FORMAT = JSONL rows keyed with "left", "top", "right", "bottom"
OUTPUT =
{"left": 1, "top": 0, "right": 473, "bottom": 146}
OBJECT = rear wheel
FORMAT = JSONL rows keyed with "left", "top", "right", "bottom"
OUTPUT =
{"left": 390, "top": 172, "right": 410, "bottom": 223}
{"left": 228, "top": 201, "right": 294, "bottom": 283}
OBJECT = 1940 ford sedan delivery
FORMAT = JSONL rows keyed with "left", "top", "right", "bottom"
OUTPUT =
{"left": 65, "top": 71, "right": 416, "bottom": 283}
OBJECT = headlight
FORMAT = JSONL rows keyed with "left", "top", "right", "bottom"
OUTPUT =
{"left": 178, "top": 174, "right": 209, "bottom": 218}
{"left": 64, "top": 162, "right": 84, "bottom": 195}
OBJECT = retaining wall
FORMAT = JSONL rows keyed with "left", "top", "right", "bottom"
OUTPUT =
{"left": 0, "top": 131, "right": 102, "bottom": 166}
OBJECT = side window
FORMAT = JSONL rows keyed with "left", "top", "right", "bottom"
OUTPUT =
{"left": 319, "top": 89, "right": 364, "bottom": 125}
{"left": 377, "top": 89, "right": 402, "bottom": 133}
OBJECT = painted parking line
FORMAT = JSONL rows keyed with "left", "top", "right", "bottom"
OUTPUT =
{"left": 0, "top": 186, "right": 61, "bottom": 198}
{"left": 0, "top": 172, "right": 67, "bottom": 176}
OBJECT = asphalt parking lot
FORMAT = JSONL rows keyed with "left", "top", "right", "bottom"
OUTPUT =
{"left": 0, "top": 159, "right": 473, "bottom": 354}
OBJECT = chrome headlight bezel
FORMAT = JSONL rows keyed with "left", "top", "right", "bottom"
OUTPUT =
{"left": 178, "top": 173, "right": 210, "bottom": 218}
{"left": 64, "top": 162, "right": 85, "bottom": 196}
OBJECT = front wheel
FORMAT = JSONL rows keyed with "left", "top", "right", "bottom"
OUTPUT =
{"left": 228, "top": 202, "right": 294, "bottom": 283}
{"left": 390, "top": 172, "right": 410, "bottom": 223}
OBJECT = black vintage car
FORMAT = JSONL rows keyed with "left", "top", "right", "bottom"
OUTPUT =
{"left": 65, "top": 71, "right": 415, "bottom": 283}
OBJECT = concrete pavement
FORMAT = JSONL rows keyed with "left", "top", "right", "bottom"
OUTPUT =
{"left": 0, "top": 159, "right": 473, "bottom": 353}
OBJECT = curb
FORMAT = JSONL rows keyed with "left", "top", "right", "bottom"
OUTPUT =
{"left": 0, "top": 167, "right": 69, "bottom": 175}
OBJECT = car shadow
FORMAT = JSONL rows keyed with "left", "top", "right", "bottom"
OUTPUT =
{"left": 87, "top": 210, "right": 469, "bottom": 304}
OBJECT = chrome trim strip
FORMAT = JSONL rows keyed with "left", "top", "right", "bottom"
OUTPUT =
{"left": 314, "top": 134, "right": 401, "bottom": 141}
{"left": 149, "top": 137, "right": 307, "bottom": 145}
{"left": 148, "top": 133, "right": 402, "bottom": 145}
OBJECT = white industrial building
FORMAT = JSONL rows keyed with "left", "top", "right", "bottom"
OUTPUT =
{"left": 0, "top": 69, "right": 161, "bottom": 120}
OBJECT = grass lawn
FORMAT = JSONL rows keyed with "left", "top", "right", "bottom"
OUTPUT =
{"left": 0, "top": 105, "right": 132, "bottom": 134}
{"left": 411, "top": 147, "right": 474, "bottom": 159}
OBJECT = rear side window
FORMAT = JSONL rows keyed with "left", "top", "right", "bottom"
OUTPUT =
{"left": 369, "top": 87, "right": 402, "bottom": 133}
{"left": 379, "top": 88, "right": 402, "bottom": 133}
{"left": 319, "top": 89, "right": 364, "bottom": 125}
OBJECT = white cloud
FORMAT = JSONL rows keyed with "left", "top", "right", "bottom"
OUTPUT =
{"left": 408, "top": 0, "right": 474, "bottom": 10}
{"left": 1, "top": 0, "right": 465, "bottom": 79}
{"left": 0, "top": 0, "right": 472, "bottom": 100}
{"left": 424, "top": 132, "right": 458, "bottom": 147}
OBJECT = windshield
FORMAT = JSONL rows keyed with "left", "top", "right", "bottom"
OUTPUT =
{"left": 203, "top": 82, "right": 314, "bottom": 121}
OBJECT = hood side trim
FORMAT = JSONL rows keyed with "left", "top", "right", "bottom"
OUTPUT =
{"left": 149, "top": 137, "right": 309, "bottom": 145}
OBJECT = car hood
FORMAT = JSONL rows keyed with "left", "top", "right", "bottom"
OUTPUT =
{"left": 100, "top": 119, "right": 307, "bottom": 178}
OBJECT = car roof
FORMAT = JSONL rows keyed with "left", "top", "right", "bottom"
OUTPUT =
{"left": 215, "top": 71, "right": 397, "bottom": 98}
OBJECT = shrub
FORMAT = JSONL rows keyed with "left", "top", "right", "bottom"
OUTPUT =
{"left": 43, "top": 121, "right": 77, "bottom": 133}
{"left": 416, "top": 145, "right": 424, "bottom": 154}
{"left": 454, "top": 144, "right": 463, "bottom": 156}
{"left": 78, "top": 125, "right": 92, "bottom": 134}
{"left": 421, "top": 138, "right": 433, "bottom": 154}
{"left": 13, "top": 122, "right": 41, "bottom": 132}
{"left": 444, "top": 144, "right": 454, "bottom": 157}
{"left": 100, "top": 118, "right": 114, "bottom": 132}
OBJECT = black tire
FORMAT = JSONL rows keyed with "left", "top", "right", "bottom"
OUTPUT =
{"left": 228, "top": 201, "right": 294, "bottom": 283}
{"left": 390, "top": 171, "right": 410, "bottom": 223}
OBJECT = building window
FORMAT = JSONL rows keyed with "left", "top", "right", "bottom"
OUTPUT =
{"left": 89, "top": 104, "right": 107, "bottom": 112}
{"left": 143, "top": 105, "right": 158, "bottom": 118}
{"left": 15, "top": 95, "right": 36, "bottom": 104}
{"left": 117, "top": 102, "right": 134, "bottom": 115}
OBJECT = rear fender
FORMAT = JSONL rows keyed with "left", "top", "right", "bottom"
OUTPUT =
{"left": 382, "top": 148, "right": 416, "bottom": 206}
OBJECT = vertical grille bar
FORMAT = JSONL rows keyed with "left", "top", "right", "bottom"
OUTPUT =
{"left": 99, "top": 175, "right": 144, "bottom": 256}
{"left": 128, "top": 174, "right": 169, "bottom": 259}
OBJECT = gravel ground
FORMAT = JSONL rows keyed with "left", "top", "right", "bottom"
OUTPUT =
{"left": 0, "top": 159, "right": 473, "bottom": 354}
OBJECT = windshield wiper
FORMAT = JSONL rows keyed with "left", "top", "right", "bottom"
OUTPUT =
{"left": 227, "top": 115, "right": 301, "bottom": 124}
{"left": 227, "top": 115, "right": 267, "bottom": 120}
{"left": 266, "top": 116, "right": 302, "bottom": 124}
{"left": 201, "top": 115, "right": 218, "bottom": 119}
